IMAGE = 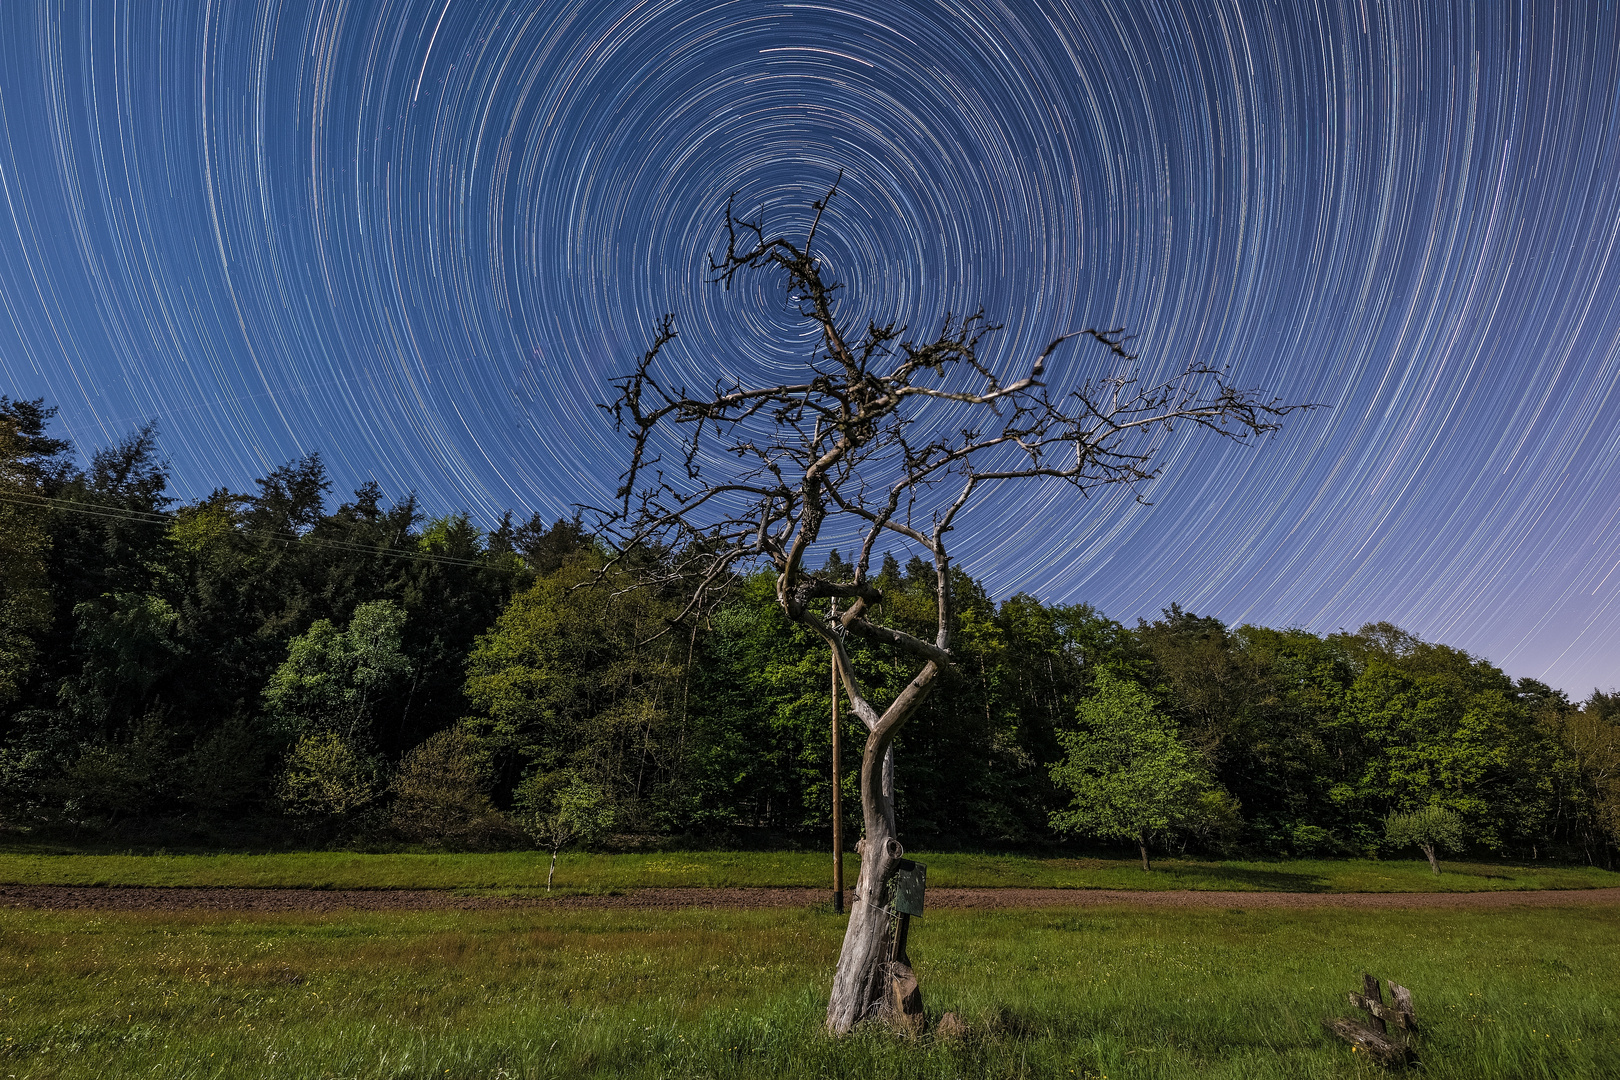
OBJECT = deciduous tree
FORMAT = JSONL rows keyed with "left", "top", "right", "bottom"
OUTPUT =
{"left": 390, "top": 724, "right": 511, "bottom": 849}
{"left": 513, "top": 769, "right": 617, "bottom": 890}
{"left": 598, "top": 179, "right": 1309, "bottom": 1032}
{"left": 463, "top": 550, "right": 686, "bottom": 823}
{"left": 275, "top": 729, "right": 381, "bottom": 829}
{"left": 1048, "top": 671, "right": 1217, "bottom": 870}
{"left": 1384, "top": 805, "right": 1466, "bottom": 875}
{"left": 1543, "top": 692, "right": 1620, "bottom": 865}
{"left": 263, "top": 599, "right": 412, "bottom": 745}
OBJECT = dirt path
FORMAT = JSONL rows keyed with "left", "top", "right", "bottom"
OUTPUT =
{"left": 3, "top": 884, "right": 1619, "bottom": 913}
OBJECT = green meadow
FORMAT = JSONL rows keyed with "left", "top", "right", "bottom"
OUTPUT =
{"left": 2, "top": 848, "right": 1616, "bottom": 894}
{"left": 2, "top": 902, "right": 1617, "bottom": 1079}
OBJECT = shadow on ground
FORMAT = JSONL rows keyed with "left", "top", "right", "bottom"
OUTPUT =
{"left": 1149, "top": 863, "right": 1332, "bottom": 892}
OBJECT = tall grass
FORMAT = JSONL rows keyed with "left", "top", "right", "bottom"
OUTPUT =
{"left": 1, "top": 848, "right": 1615, "bottom": 893}
{"left": 2, "top": 901, "right": 1616, "bottom": 1078}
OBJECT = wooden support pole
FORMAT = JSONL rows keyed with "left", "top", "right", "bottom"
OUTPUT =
{"left": 831, "top": 649, "right": 844, "bottom": 914}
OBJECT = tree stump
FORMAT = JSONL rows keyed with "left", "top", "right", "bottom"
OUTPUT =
{"left": 1326, "top": 973, "right": 1417, "bottom": 1067}
{"left": 885, "top": 959, "right": 925, "bottom": 1035}
{"left": 1323, "top": 1017, "right": 1413, "bottom": 1066}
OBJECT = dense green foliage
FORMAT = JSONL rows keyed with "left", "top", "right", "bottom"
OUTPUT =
{"left": 1386, "top": 805, "right": 1468, "bottom": 875}
{"left": 1048, "top": 672, "right": 1218, "bottom": 867}
{"left": 1, "top": 400, "right": 1618, "bottom": 863}
{"left": 0, "top": 399, "right": 531, "bottom": 835}
{"left": 4, "top": 904, "right": 1618, "bottom": 1079}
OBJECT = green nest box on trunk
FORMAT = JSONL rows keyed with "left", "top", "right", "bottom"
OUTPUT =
{"left": 892, "top": 859, "right": 926, "bottom": 917}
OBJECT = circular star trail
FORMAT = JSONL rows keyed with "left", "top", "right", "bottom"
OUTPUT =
{"left": 1, "top": 0, "right": 1619, "bottom": 691}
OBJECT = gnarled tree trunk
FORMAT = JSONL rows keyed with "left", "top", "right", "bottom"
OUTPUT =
{"left": 824, "top": 650, "right": 938, "bottom": 1034}
{"left": 600, "top": 180, "right": 1307, "bottom": 1041}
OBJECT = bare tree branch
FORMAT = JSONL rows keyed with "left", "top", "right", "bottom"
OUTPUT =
{"left": 593, "top": 178, "right": 1317, "bottom": 1033}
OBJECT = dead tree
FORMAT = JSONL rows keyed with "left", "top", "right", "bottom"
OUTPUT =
{"left": 598, "top": 179, "right": 1311, "bottom": 1034}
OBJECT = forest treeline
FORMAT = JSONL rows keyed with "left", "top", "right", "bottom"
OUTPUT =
{"left": 2, "top": 398, "right": 1618, "bottom": 863}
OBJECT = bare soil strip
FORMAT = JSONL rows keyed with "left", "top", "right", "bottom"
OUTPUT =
{"left": 3, "top": 884, "right": 1619, "bottom": 914}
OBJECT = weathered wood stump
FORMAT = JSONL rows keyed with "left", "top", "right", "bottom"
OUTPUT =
{"left": 885, "top": 959, "right": 925, "bottom": 1034}
{"left": 1323, "top": 1017, "right": 1413, "bottom": 1066}
{"left": 1325, "top": 973, "right": 1417, "bottom": 1067}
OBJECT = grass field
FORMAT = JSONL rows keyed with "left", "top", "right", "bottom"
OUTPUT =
{"left": 2, "top": 900, "right": 1616, "bottom": 1079}
{"left": 1, "top": 847, "right": 1616, "bottom": 893}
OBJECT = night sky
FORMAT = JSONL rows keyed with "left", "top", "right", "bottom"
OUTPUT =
{"left": 1, "top": 1, "right": 1618, "bottom": 694}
